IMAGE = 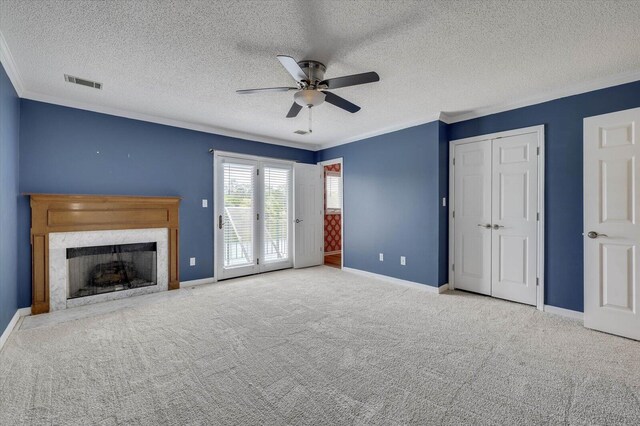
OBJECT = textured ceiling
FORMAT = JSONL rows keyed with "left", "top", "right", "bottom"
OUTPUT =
{"left": 2, "top": 0, "right": 640, "bottom": 150}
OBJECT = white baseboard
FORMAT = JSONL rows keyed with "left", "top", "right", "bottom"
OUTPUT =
{"left": 180, "top": 277, "right": 217, "bottom": 288}
{"left": 0, "top": 307, "right": 31, "bottom": 351}
{"left": 543, "top": 304, "right": 584, "bottom": 321}
{"left": 343, "top": 267, "right": 448, "bottom": 294}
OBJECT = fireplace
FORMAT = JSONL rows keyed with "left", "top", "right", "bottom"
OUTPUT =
{"left": 29, "top": 194, "right": 180, "bottom": 314}
{"left": 67, "top": 242, "right": 158, "bottom": 299}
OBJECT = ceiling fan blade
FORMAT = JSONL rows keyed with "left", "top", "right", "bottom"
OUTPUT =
{"left": 286, "top": 102, "right": 303, "bottom": 118}
{"left": 320, "top": 71, "right": 380, "bottom": 90}
{"left": 277, "top": 55, "right": 308, "bottom": 83}
{"left": 323, "top": 91, "right": 361, "bottom": 113}
{"left": 236, "top": 87, "right": 296, "bottom": 94}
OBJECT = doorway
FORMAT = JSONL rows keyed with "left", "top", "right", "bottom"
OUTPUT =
{"left": 319, "top": 158, "right": 343, "bottom": 269}
{"left": 213, "top": 152, "right": 325, "bottom": 281}
{"left": 214, "top": 153, "right": 293, "bottom": 280}
{"left": 449, "top": 126, "right": 545, "bottom": 309}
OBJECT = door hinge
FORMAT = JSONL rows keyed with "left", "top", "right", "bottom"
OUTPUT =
{"left": 536, "top": 277, "right": 539, "bottom": 286}
{"left": 257, "top": 258, "right": 260, "bottom": 265}
{"left": 452, "top": 158, "right": 455, "bottom": 165}
{"left": 536, "top": 147, "right": 540, "bottom": 156}
{"left": 452, "top": 264, "right": 455, "bottom": 271}
{"left": 257, "top": 169, "right": 259, "bottom": 175}
{"left": 452, "top": 210, "right": 455, "bottom": 218}
{"left": 257, "top": 213, "right": 260, "bottom": 220}
{"left": 536, "top": 212, "right": 539, "bottom": 221}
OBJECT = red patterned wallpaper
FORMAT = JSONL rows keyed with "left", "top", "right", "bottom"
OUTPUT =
{"left": 324, "top": 164, "right": 341, "bottom": 253}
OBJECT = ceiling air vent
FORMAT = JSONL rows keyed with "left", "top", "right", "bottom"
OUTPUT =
{"left": 64, "top": 74, "right": 102, "bottom": 89}
{"left": 294, "top": 130, "right": 308, "bottom": 135}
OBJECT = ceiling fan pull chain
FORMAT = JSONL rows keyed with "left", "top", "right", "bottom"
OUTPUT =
{"left": 308, "top": 106, "right": 313, "bottom": 134}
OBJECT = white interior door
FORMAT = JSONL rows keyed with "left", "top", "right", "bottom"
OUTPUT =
{"left": 490, "top": 132, "right": 539, "bottom": 306}
{"left": 584, "top": 107, "right": 640, "bottom": 340}
{"left": 453, "top": 140, "right": 492, "bottom": 295}
{"left": 293, "top": 163, "right": 324, "bottom": 268}
{"left": 216, "top": 156, "right": 260, "bottom": 280}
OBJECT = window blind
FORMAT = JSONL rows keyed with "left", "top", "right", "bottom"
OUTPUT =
{"left": 223, "top": 162, "right": 255, "bottom": 267}
{"left": 326, "top": 171, "right": 341, "bottom": 212}
{"left": 263, "top": 166, "right": 290, "bottom": 263}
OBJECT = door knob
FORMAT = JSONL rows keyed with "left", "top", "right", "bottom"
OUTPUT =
{"left": 477, "top": 224, "right": 491, "bottom": 229}
{"left": 492, "top": 224, "right": 504, "bottom": 230}
{"left": 295, "top": 219, "right": 303, "bottom": 223}
{"left": 587, "top": 231, "right": 608, "bottom": 239}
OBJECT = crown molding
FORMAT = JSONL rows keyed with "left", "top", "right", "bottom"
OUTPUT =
{"left": 0, "top": 30, "right": 25, "bottom": 97}
{"left": 445, "top": 69, "right": 640, "bottom": 124}
{"left": 5, "top": 24, "right": 639, "bottom": 152}
{"left": 317, "top": 113, "right": 444, "bottom": 150}
{"left": 21, "top": 90, "right": 318, "bottom": 151}
{"left": 1, "top": 29, "right": 316, "bottom": 152}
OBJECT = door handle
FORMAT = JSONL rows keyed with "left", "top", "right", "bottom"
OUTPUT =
{"left": 587, "top": 231, "right": 608, "bottom": 239}
{"left": 477, "top": 224, "right": 491, "bottom": 229}
{"left": 295, "top": 219, "right": 303, "bottom": 224}
{"left": 492, "top": 224, "right": 504, "bottom": 230}
{"left": 218, "top": 215, "right": 224, "bottom": 229}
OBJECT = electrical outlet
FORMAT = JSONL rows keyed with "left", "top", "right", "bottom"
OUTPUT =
{"left": 189, "top": 257, "right": 196, "bottom": 266}
{"left": 400, "top": 256, "right": 406, "bottom": 266}
{"left": 379, "top": 253, "right": 384, "bottom": 261}
{"left": 202, "top": 199, "right": 208, "bottom": 208}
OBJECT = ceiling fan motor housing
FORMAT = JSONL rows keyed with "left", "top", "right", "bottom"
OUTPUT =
{"left": 297, "top": 60, "right": 326, "bottom": 86}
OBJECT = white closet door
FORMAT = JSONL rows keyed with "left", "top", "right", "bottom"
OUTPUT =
{"left": 293, "top": 163, "right": 324, "bottom": 268}
{"left": 453, "top": 140, "right": 492, "bottom": 295}
{"left": 584, "top": 107, "right": 640, "bottom": 340}
{"left": 490, "top": 132, "right": 539, "bottom": 306}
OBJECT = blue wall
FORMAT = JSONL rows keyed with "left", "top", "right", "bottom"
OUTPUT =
{"left": 316, "top": 121, "right": 449, "bottom": 287}
{"left": 17, "top": 100, "right": 314, "bottom": 309}
{"left": 0, "top": 62, "right": 21, "bottom": 332}
{"left": 450, "top": 80, "right": 640, "bottom": 312}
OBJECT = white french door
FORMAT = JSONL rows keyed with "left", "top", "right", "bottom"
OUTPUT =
{"left": 584, "top": 107, "right": 640, "bottom": 340}
{"left": 215, "top": 155, "right": 293, "bottom": 280}
{"left": 451, "top": 127, "right": 543, "bottom": 307}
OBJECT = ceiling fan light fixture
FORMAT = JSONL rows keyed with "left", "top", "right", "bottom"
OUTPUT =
{"left": 294, "top": 89, "right": 325, "bottom": 107}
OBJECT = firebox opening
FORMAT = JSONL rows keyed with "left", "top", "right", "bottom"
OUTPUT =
{"left": 66, "top": 242, "right": 157, "bottom": 300}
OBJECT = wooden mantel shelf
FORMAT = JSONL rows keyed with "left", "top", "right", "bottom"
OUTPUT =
{"left": 29, "top": 194, "right": 181, "bottom": 314}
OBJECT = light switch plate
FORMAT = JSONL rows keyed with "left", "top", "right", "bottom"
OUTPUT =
{"left": 189, "top": 257, "right": 196, "bottom": 266}
{"left": 400, "top": 256, "right": 406, "bottom": 266}
{"left": 379, "top": 253, "right": 384, "bottom": 261}
{"left": 202, "top": 199, "right": 208, "bottom": 208}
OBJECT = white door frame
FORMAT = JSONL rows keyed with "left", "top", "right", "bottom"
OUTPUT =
{"left": 448, "top": 125, "right": 546, "bottom": 311}
{"left": 212, "top": 150, "right": 295, "bottom": 281}
{"left": 318, "top": 158, "right": 344, "bottom": 269}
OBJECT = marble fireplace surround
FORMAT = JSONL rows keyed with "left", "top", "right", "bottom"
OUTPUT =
{"left": 49, "top": 228, "right": 169, "bottom": 311}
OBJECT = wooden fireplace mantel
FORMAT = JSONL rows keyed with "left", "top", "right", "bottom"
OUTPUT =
{"left": 29, "top": 194, "right": 181, "bottom": 314}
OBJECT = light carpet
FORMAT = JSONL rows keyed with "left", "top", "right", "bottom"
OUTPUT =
{"left": 1, "top": 266, "right": 639, "bottom": 425}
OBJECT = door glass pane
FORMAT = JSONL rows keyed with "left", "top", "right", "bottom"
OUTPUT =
{"left": 223, "top": 162, "right": 255, "bottom": 268}
{"left": 263, "top": 166, "right": 290, "bottom": 263}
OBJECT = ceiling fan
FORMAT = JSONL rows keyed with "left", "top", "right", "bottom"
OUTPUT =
{"left": 236, "top": 55, "right": 380, "bottom": 121}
